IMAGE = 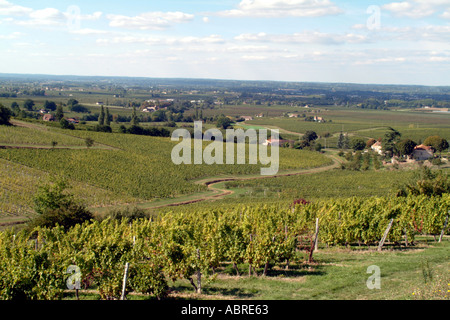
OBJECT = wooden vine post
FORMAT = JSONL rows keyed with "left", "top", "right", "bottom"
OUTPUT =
{"left": 378, "top": 219, "right": 394, "bottom": 252}
{"left": 438, "top": 213, "right": 449, "bottom": 243}
{"left": 120, "top": 262, "right": 130, "bottom": 300}
{"left": 308, "top": 218, "right": 320, "bottom": 263}
{"left": 196, "top": 249, "right": 202, "bottom": 294}
{"left": 314, "top": 218, "right": 319, "bottom": 252}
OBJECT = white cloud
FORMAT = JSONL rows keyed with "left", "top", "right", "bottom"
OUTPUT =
{"left": 0, "top": 0, "right": 32, "bottom": 16}
{"left": 0, "top": 31, "right": 21, "bottom": 39}
{"left": 107, "top": 11, "right": 194, "bottom": 30}
{"left": 382, "top": 0, "right": 450, "bottom": 18}
{"left": 70, "top": 28, "right": 108, "bottom": 35}
{"left": 241, "top": 55, "right": 268, "bottom": 61}
{"left": 81, "top": 11, "right": 103, "bottom": 21}
{"left": 1, "top": 2, "right": 102, "bottom": 28}
{"left": 97, "top": 34, "right": 224, "bottom": 46}
{"left": 217, "top": 0, "right": 342, "bottom": 18}
{"left": 235, "top": 31, "right": 369, "bottom": 45}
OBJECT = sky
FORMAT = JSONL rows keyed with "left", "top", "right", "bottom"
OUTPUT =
{"left": 1, "top": 0, "right": 450, "bottom": 85}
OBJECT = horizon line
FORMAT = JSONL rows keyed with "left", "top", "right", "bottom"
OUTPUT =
{"left": 0, "top": 72, "right": 448, "bottom": 88}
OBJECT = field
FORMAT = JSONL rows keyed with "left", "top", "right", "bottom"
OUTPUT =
{"left": 0, "top": 78, "right": 449, "bottom": 302}
{"left": 0, "top": 120, "right": 333, "bottom": 224}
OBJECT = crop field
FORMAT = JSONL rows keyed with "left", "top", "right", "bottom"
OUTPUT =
{"left": 0, "top": 77, "right": 449, "bottom": 303}
{"left": 0, "top": 122, "right": 333, "bottom": 223}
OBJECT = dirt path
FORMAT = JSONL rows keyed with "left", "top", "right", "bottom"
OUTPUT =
{"left": 146, "top": 153, "right": 341, "bottom": 210}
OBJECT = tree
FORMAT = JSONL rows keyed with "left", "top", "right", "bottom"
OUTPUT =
{"left": 366, "top": 138, "right": 377, "bottom": 149}
{"left": 216, "top": 115, "right": 232, "bottom": 129}
{"left": 44, "top": 100, "right": 57, "bottom": 111}
{"left": 33, "top": 178, "right": 73, "bottom": 215}
{"left": 337, "top": 132, "right": 345, "bottom": 149}
{"left": 31, "top": 178, "right": 93, "bottom": 230}
{"left": 395, "top": 167, "right": 449, "bottom": 197}
{"left": 55, "top": 104, "right": 64, "bottom": 121}
{"left": 60, "top": 118, "right": 75, "bottom": 130}
{"left": 396, "top": 139, "right": 417, "bottom": 157}
{"left": 85, "top": 137, "right": 94, "bottom": 148}
{"left": 23, "top": 99, "right": 35, "bottom": 111}
{"left": 351, "top": 138, "right": 366, "bottom": 151}
{"left": 10, "top": 102, "right": 20, "bottom": 116}
{"left": 423, "top": 135, "right": 449, "bottom": 155}
{"left": 98, "top": 106, "right": 105, "bottom": 125}
{"left": 131, "top": 106, "right": 139, "bottom": 126}
{"left": 0, "top": 104, "right": 12, "bottom": 125}
{"left": 382, "top": 127, "right": 401, "bottom": 157}
{"left": 67, "top": 99, "right": 79, "bottom": 108}
{"left": 303, "top": 131, "right": 318, "bottom": 143}
{"left": 105, "top": 108, "right": 111, "bottom": 126}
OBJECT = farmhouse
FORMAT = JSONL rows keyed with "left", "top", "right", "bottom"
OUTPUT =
{"left": 66, "top": 118, "right": 79, "bottom": 124}
{"left": 263, "top": 138, "right": 288, "bottom": 147}
{"left": 42, "top": 114, "right": 55, "bottom": 122}
{"left": 412, "top": 145, "right": 434, "bottom": 161}
{"left": 371, "top": 141, "right": 383, "bottom": 155}
{"left": 314, "top": 116, "right": 325, "bottom": 123}
{"left": 241, "top": 116, "right": 253, "bottom": 121}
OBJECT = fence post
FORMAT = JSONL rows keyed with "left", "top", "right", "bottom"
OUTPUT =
{"left": 378, "top": 219, "right": 394, "bottom": 252}
{"left": 196, "top": 249, "right": 202, "bottom": 294}
{"left": 314, "top": 218, "right": 319, "bottom": 252}
{"left": 439, "top": 214, "right": 449, "bottom": 243}
{"left": 120, "top": 262, "right": 130, "bottom": 300}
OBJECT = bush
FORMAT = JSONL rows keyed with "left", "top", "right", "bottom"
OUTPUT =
{"left": 128, "top": 263, "right": 169, "bottom": 299}
{"left": 92, "top": 124, "right": 112, "bottom": 133}
{"left": 0, "top": 104, "right": 12, "bottom": 125}
{"left": 101, "top": 207, "right": 150, "bottom": 222}
{"left": 28, "top": 203, "right": 94, "bottom": 231}
{"left": 31, "top": 179, "right": 93, "bottom": 230}
{"left": 60, "top": 119, "right": 75, "bottom": 130}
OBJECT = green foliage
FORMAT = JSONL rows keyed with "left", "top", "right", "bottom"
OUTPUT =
{"left": 55, "top": 105, "right": 64, "bottom": 121}
{"left": 85, "top": 137, "right": 94, "bottom": 148}
{"left": 33, "top": 179, "right": 74, "bottom": 215}
{"left": 303, "top": 131, "right": 318, "bottom": 143}
{"left": 60, "top": 118, "right": 75, "bottom": 130}
{"left": 395, "top": 168, "right": 450, "bottom": 197}
{"left": 0, "top": 104, "right": 12, "bottom": 126}
{"left": 423, "top": 135, "right": 449, "bottom": 153}
{"left": 1, "top": 194, "right": 448, "bottom": 300}
{"left": 44, "top": 100, "right": 57, "bottom": 111}
{"left": 351, "top": 138, "right": 366, "bottom": 151}
{"left": 217, "top": 115, "right": 232, "bottom": 129}
{"left": 23, "top": 99, "right": 35, "bottom": 111}
{"left": 100, "top": 207, "right": 150, "bottom": 222}
{"left": 31, "top": 178, "right": 93, "bottom": 230}
{"left": 28, "top": 203, "right": 94, "bottom": 231}
{"left": 98, "top": 106, "right": 105, "bottom": 126}
{"left": 397, "top": 139, "right": 417, "bottom": 157}
{"left": 382, "top": 127, "right": 402, "bottom": 157}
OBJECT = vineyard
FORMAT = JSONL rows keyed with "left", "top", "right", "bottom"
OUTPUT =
{"left": 0, "top": 125, "right": 332, "bottom": 215}
{"left": 0, "top": 194, "right": 448, "bottom": 300}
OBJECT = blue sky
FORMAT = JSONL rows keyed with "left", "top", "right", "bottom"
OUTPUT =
{"left": 1, "top": 0, "right": 450, "bottom": 85}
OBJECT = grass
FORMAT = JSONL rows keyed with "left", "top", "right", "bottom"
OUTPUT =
{"left": 169, "top": 238, "right": 449, "bottom": 300}
{"left": 60, "top": 237, "right": 450, "bottom": 300}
